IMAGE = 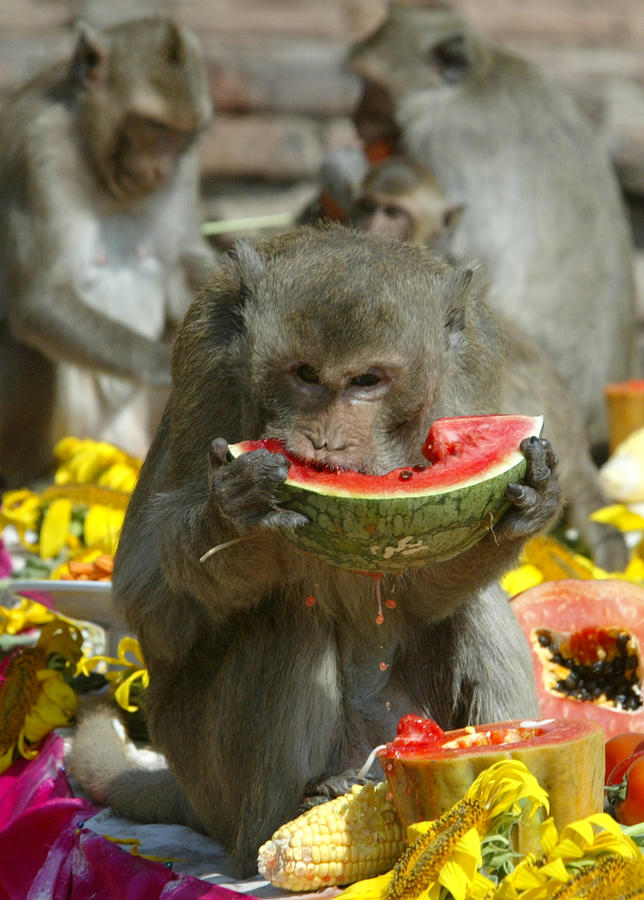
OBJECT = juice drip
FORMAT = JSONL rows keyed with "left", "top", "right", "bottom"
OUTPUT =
{"left": 374, "top": 574, "right": 384, "bottom": 625}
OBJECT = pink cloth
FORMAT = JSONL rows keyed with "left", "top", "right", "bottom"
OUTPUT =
{"left": 0, "top": 734, "right": 253, "bottom": 900}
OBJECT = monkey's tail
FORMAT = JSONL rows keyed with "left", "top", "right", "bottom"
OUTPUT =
{"left": 67, "top": 706, "right": 200, "bottom": 829}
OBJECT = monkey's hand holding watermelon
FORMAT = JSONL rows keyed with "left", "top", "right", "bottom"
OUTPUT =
{"left": 208, "top": 436, "right": 309, "bottom": 533}
{"left": 494, "top": 436, "right": 561, "bottom": 543}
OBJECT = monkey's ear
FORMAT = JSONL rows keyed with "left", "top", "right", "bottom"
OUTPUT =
{"left": 226, "top": 241, "right": 266, "bottom": 316}
{"left": 69, "top": 22, "right": 108, "bottom": 84}
{"left": 443, "top": 203, "right": 465, "bottom": 234}
{"left": 162, "top": 21, "right": 185, "bottom": 65}
{"left": 443, "top": 266, "right": 482, "bottom": 351}
{"left": 429, "top": 35, "right": 470, "bottom": 83}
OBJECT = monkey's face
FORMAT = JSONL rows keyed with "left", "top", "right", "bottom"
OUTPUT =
{"left": 85, "top": 105, "right": 200, "bottom": 202}
{"left": 352, "top": 194, "right": 413, "bottom": 241}
{"left": 240, "top": 237, "right": 453, "bottom": 476}
{"left": 349, "top": 7, "right": 482, "bottom": 153}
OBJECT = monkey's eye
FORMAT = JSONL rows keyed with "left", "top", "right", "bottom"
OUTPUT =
{"left": 384, "top": 205, "right": 405, "bottom": 220}
{"left": 351, "top": 372, "right": 381, "bottom": 388}
{"left": 429, "top": 35, "right": 470, "bottom": 83}
{"left": 142, "top": 117, "right": 168, "bottom": 132}
{"left": 293, "top": 364, "right": 320, "bottom": 385}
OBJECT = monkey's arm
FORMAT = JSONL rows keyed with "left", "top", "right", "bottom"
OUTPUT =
{"left": 9, "top": 277, "right": 171, "bottom": 385}
{"left": 115, "top": 434, "right": 309, "bottom": 660}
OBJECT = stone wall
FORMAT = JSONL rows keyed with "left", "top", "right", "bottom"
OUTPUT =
{"left": 1, "top": 0, "right": 643, "bottom": 257}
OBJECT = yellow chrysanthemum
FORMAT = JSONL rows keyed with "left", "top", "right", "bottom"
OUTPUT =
{"left": 77, "top": 636, "right": 149, "bottom": 712}
{"left": 0, "top": 598, "right": 55, "bottom": 635}
{"left": 38, "top": 497, "right": 73, "bottom": 560}
{"left": 83, "top": 504, "right": 124, "bottom": 554}
{"left": 0, "top": 489, "right": 42, "bottom": 550}
{"left": 590, "top": 503, "right": 644, "bottom": 533}
{"left": 0, "top": 621, "right": 82, "bottom": 773}
{"left": 502, "top": 531, "right": 644, "bottom": 598}
{"left": 53, "top": 437, "right": 140, "bottom": 487}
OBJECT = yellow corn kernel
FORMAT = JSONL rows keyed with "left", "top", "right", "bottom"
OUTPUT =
{"left": 257, "top": 782, "right": 406, "bottom": 892}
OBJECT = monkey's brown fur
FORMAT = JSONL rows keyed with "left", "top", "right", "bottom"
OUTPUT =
{"left": 0, "top": 18, "right": 215, "bottom": 488}
{"left": 70, "top": 226, "right": 560, "bottom": 876}
{"left": 350, "top": 4, "right": 637, "bottom": 449}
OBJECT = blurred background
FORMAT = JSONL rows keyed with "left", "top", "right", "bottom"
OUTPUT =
{"left": 1, "top": 0, "right": 642, "bottom": 311}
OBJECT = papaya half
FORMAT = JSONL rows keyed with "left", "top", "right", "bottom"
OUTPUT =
{"left": 512, "top": 579, "right": 644, "bottom": 738}
{"left": 377, "top": 714, "right": 604, "bottom": 853}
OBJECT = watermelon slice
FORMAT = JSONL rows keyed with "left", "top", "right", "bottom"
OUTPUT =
{"left": 378, "top": 714, "right": 604, "bottom": 852}
{"left": 229, "top": 414, "right": 542, "bottom": 573}
{"left": 512, "top": 579, "right": 644, "bottom": 738}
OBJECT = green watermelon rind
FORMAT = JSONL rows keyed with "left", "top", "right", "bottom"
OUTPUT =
{"left": 229, "top": 415, "right": 541, "bottom": 573}
{"left": 275, "top": 455, "right": 526, "bottom": 571}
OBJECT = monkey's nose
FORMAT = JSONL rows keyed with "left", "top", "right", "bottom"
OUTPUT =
{"left": 311, "top": 436, "right": 348, "bottom": 453}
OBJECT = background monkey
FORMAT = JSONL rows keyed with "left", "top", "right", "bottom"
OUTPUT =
{"left": 70, "top": 226, "right": 560, "bottom": 877}
{"left": 350, "top": 155, "right": 461, "bottom": 246}
{"left": 349, "top": 155, "right": 627, "bottom": 568}
{"left": 350, "top": 3, "right": 637, "bottom": 451}
{"left": 0, "top": 17, "right": 216, "bottom": 489}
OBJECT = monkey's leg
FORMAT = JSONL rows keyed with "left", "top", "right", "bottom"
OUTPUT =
{"left": 146, "top": 602, "right": 342, "bottom": 878}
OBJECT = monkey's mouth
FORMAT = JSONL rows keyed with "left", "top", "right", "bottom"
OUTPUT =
{"left": 352, "top": 79, "right": 401, "bottom": 160}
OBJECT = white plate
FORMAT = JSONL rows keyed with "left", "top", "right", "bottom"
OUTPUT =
{"left": 6, "top": 578, "right": 126, "bottom": 627}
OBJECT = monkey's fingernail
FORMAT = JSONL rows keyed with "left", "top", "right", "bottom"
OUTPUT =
{"left": 506, "top": 483, "right": 526, "bottom": 501}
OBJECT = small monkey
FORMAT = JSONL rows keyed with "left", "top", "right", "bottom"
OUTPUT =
{"left": 70, "top": 226, "right": 560, "bottom": 877}
{"left": 350, "top": 4, "right": 637, "bottom": 450}
{"left": 350, "top": 156, "right": 461, "bottom": 246}
{"left": 0, "top": 18, "right": 216, "bottom": 488}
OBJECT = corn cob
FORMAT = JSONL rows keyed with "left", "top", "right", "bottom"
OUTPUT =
{"left": 257, "top": 781, "right": 406, "bottom": 891}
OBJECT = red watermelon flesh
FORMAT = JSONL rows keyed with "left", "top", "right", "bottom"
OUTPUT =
{"left": 512, "top": 579, "right": 644, "bottom": 738}
{"left": 232, "top": 414, "right": 541, "bottom": 498}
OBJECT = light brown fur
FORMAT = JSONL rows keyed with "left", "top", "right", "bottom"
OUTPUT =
{"left": 0, "top": 18, "right": 216, "bottom": 487}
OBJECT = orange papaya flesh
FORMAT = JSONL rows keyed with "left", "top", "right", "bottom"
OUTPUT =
{"left": 377, "top": 715, "right": 604, "bottom": 853}
{"left": 512, "top": 579, "right": 644, "bottom": 738}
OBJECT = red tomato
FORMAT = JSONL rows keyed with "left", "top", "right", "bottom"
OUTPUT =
{"left": 605, "top": 733, "right": 644, "bottom": 779}
{"left": 607, "top": 749, "right": 644, "bottom": 786}
{"left": 615, "top": 755, "right": 644, "bottom": 825}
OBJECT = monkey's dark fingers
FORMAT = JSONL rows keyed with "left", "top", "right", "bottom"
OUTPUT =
{"left": 496, "top": 437, "right": 560, "bottom": 541}
{"left": 210, "top": 448, "right": 295, "bottom": 531}
{"left": 209, "top": 437, "right": 231, "bottom": 469}
{"left": 262, "top": 509, "right": 309, "bottom": 530}
{"left": 519, "top": 436, "right": 559, "bottom": 484}
{"left": 296, "top": 769, "right": 379, "bottom": 813}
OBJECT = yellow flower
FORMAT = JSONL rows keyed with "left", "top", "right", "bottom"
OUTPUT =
{"left": 465, "top": 760, "right": 550, "bottom": 826}
{"left": 0, "top": 621, "right": 82, "bottom": 773}
{"left": 496, "top": 813, "right": 641, "bottom": 898}
{"left": 0, "top": 598, "right": 55, "bottom": 635}
{"left": 338, "top": 762, "right": 547, "bottom": 900}
{"left": 547, "top": 813, "right": 640, "bottom": 865}
{"left": 0, "top": 489, "right": 42, "bottom": 550}
{"left": 83, "top": 504, "right": 124, "bottom": 554}
{"left": 53, "top": 437, "right": 140, "bottom": 486}
{"left": 38, "top": 497, "right": 73, "bottom": 560}
{"left": 500, "top": 564, "right": 543, "bottom": 597}
{"left": 590, "top": 504, "right": 644, "bottom": 533}
{"left": 78, "top": 636, "right": 149, "bottom": 712}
